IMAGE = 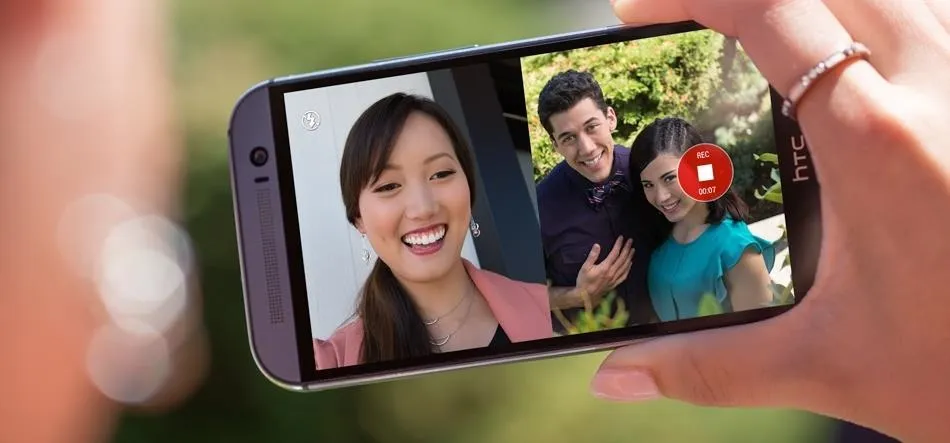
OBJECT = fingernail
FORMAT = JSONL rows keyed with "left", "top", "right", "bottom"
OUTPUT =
{"left": 590, "top": 368, "right": 660, "bottom": 401}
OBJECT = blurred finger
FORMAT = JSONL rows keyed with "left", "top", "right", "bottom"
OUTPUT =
{"left": 591, "top": 312, "right": 815, "bottom": 408}
{"left": 925, "top": 0, "right": 950, "bottom": 32}
{"left": 0, "top": 0, "right": 201, "bottom": 441}
{"left": 823, "top": 0, "right": 950, "bottom": 80}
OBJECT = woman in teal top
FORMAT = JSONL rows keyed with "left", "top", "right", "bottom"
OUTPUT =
{"left": 629, "top": 117, "right": 776, "bottom": 321}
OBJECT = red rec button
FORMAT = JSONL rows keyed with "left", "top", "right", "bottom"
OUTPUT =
{"left": 677, "top": 143, "right": 734, "bottom": 203}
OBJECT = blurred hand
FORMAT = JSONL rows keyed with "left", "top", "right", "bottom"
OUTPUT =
{"left": 576, "top": 236, "right": 634, "bottom": 306}
{"left": 591, "top": 0, "right": 950, "bottom": 441}
{"left": 0, "top": 1, "right": 207, "bottom": 442}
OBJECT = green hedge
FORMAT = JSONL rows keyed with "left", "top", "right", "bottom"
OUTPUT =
{"left": 521, "top": 30, "right": 781, "bottom": 221}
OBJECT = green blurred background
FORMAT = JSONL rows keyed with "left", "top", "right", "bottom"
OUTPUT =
{"left": 114, "top": 1, "right": 838, "bottom": 441}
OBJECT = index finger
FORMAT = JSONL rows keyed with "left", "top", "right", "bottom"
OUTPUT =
{"left": 581, "top": 243, "right": 602, "bottom": 272}
{"left": 598, "top": 235, "right": 626, "bottom": 268}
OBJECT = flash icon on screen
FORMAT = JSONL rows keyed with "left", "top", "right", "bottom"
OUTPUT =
{"left": 697, "top": 164, "right": 714, "bottom": 182}
{"left": 302, "top": 111, "right": 321, "bottom": 131}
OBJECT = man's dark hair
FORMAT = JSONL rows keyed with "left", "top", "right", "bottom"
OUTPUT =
{"left": 537, "top": 70, "right": 609, "bottom": 138}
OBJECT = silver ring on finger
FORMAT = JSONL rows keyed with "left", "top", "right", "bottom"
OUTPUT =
{"left": 781, "top": 42, "right": 872, "bottom": 120}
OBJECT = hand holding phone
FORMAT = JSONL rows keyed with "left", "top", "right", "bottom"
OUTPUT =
{"left": 592, "top": 1, "right": 950, "bottom": 442}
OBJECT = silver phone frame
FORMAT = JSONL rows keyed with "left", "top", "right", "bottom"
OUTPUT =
{"left": 227, "top": 21, "right": 817, "bottom": 392}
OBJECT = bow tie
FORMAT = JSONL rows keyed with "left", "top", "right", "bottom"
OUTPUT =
{"left": 587, "top": 170, "right": 629, "bottom": 209}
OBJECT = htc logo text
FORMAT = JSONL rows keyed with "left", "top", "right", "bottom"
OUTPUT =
{"left": 791, "top": 135, "right": 811, "bottom": 183}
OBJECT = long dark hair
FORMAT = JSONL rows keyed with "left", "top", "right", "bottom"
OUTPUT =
{"left": 339, "top": 92, "right": 478, "bottom": 364}
{"left": 629, "top": 117, "right": 749, "bottom": 225}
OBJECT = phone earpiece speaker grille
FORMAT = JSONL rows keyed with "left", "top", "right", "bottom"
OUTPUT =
{"left": 257, "top": 188, "right": 285, "bottom": 324}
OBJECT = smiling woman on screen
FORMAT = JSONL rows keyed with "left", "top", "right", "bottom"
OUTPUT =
{"left": 631, "top": 117, "right": 776, "bottom": 321}
{"left": 312, "top": 92, "right": 553, "bottom": 368}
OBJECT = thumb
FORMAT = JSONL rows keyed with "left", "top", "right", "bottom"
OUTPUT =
{"left": 589, "top": 314, "right": 809, "bottom": 408}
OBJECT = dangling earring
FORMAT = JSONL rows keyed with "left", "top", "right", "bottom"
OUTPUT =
{"left": 360, "top": 233, "right": 371, "bottom": 265}
{"left": 469, "top": 218, "right": 481, "bottom": 238}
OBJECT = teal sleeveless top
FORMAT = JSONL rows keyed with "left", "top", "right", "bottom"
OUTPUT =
{"left": 647, "top": 216, "right": 776, "bottom": 321}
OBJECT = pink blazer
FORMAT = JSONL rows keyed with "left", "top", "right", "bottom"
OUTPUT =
{"left": 312, "top": 259, "right": 552, "bottom": 369}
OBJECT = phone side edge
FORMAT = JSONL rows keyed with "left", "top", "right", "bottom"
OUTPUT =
{"left": 228, "top": 80, "right": 308, "bottom": 391}
{"left": 770, "top": 86, "right": 821, "bottom": 302}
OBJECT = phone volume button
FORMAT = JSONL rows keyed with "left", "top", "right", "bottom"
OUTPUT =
{"left": 371, "top": 44, "right": 480, "bottom": 64}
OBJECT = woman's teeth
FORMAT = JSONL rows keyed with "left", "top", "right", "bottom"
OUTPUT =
{"left": 402, "top": 225, "right": 446, "bottom": 246}
{"left": 661, "top": 201, "right": 679, "bottom": 212}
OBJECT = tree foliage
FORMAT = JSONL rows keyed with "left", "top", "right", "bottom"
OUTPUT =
{"left": 553, "top": 290, "right": 629, "bottom": 334}
{"left": 522, "top": 31, "right": 724, "bottom": 182}
{"left": 521, "top": 30, "right": 781, "bottom": 221}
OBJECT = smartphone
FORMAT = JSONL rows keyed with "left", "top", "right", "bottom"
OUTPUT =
{"left": 227, "top": 21, "right": 821, "bottom": 392}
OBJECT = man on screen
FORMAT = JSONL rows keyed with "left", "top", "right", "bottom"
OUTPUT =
{"left": 535, "top": 69, "right": 664, "bottom": 331}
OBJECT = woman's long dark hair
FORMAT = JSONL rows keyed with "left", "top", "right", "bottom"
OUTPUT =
{"left": 339, "top": 92, "right": 478, "bottom": 364}
{"left": 629, "top": 117, "right": 749, "bottom": 225}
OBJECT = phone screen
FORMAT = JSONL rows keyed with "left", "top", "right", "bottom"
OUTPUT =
{"left": 269, "top": 25, "right": 805, "bottom": 382}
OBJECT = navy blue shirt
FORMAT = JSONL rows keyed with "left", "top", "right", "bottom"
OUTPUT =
{"left": 537, "top": 145, "right": 664, "bottom": 329}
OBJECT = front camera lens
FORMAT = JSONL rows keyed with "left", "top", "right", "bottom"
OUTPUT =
{"left": 250, "top": 147, "right": 268, "bottom": 167}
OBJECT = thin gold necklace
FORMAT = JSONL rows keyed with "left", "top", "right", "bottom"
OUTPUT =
{"left": 422, "top": 289, "right": 467, "bottom": 325}
{"left": 428, "top": 295, "right": 474, "bottom": 347}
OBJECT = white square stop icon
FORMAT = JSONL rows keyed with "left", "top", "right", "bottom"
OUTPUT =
{"left": 697, "top": 164, "right": 714, "bottom": 182}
